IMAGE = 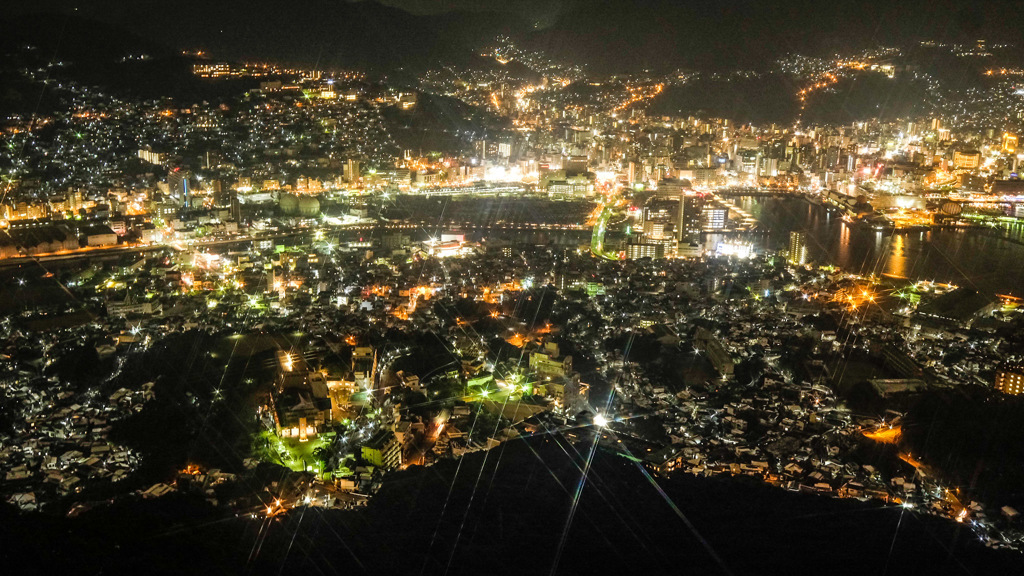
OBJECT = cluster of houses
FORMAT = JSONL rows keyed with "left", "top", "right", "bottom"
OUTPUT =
{"left": 1, "top": 379, "right": 154, "bottom": 512}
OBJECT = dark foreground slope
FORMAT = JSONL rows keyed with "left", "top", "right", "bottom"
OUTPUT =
{"left": 1, "top": 433, "right": 1017, "bottom": 576}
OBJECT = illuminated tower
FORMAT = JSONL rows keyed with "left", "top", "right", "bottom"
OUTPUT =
{"left": 788, "top": 231, "right": 808, "bottom": 266}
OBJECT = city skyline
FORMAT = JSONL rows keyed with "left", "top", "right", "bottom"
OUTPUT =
{"left": 1, "top": 3, "right": 1024, "bottom": 574}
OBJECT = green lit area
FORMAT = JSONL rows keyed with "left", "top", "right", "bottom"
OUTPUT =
{"left": 591, "top": 204, "right": 625, "bottom": 261}
{"left": 894, "top": 289, "right": 922, "bottom": 305}
{"left": 254, "top": 430, "right": 335, "bottom": 473}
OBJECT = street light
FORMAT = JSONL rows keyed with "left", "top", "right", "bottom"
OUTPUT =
{"left": 593, "top": 414, "right": 608, "bottom": 427}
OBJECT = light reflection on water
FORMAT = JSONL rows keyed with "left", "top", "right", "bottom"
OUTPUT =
{"left": 711, "top": 197, "right": 1024, "bottom": 295}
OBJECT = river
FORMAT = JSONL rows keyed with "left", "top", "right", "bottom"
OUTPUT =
{"left": 710, "top": 196, "right": 1024, "bottom": 296}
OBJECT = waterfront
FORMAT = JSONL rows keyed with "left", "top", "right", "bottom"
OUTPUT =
{"left": 716, "top": 197, "right": 1024, "bottom": 296}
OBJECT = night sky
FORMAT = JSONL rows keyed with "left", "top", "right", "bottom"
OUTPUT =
{"left": 3, "top": 0, "right": 1020, "bottom": 76}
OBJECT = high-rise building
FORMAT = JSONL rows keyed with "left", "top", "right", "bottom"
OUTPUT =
{"left": 344, "top": 159, "right": 361, "bottom": 184}
{"left": 642, "top": 200, "right": 674, "bottom": 226}
{"left": 995, "top": 365, "right": 1024, "bottom": 395}
{"left": 789, "top": 231, "right": 808, "bottom": 266}
{"left": 168, "top": 170, "right": 193, "bottom": 208}
{"left": 229, "top": 195, "right": 241, "bottom": 222}
{"left": 69, "top": 188, "right": 83, "bottom": 212}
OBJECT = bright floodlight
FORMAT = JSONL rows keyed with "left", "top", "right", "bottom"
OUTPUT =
{"left": 593, "top": 414, "right": 608, "bottom": 427}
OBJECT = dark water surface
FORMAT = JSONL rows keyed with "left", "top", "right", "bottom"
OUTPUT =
{"left": 712, "top": 197, "right": 1024, "bottom": 295}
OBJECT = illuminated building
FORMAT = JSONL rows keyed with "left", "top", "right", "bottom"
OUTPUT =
{"left": 529, "top": 342, "right": 572, "bottom": 379}
{"left": 715, "top": 241, "right": 753, "bottom": 258}
{"left": 679, "top": 194, "right": 704, "bottom": 243}
{"left": 2, "top": 200, "right": 48, "bottom": 221}
{"left": 952, "top": 149, "right": 981, "bottom": 169}
{"left": 279, "top": 194, "right": 321, "bottom": 217}
{"left": 429, "top": 240, "right": 461, "bottom": 257}
{"left": 642, "top": 200, "right": 674, "bottom": 226}
{"left": 645, "top": 445, "right": 686, "bottom": 475}
{"left": 168, "top": 170, "right": 194, "bottom": 208}
{"left": 552, "top": 376, "right": 589, "bottom": 413}
{"left": 677, "top": 241, "right": 703, "bottom": 258}
{"left": 69, "top": 188, "right": 83, "bottom": 212}
{"left": 106, "top": 297, "right": 162, "bottom": 317}
{"left": 137, "top": 148, "right": 166, "bottom": 165}
{"left": 738, "top": 150, "right": 758, "bottom": 173}
{"left": 414, "top": 170, "right": 442, "bottom": 186}
{"left": 273, "top": 350, "right": 332, "bottom": 440}
{"left": 542, "top": 171, "right": 595, "bottom": 196}
{"left": 352, "top": 347, "right": 377, "bottom": 388}
{"left": 385, "top": 168, "right": 412, "bottom": 186}
{"left": 1003, "top": 132, "right": 1018, "bottom": 154}
{"left": 192, "top": 62, "right": 231, "bottom": 77}
{"left": 701, "top": 207, "right": 728, "bottom": 230}
{"left": 398, "top": 92, "right": 417, "bottom": 110}
{"left": 1003, "top": 132, "right": 1019, "bottom": 154}
{"left": 643, "top": 221, "right": 665, "bottom": 237}
{"left": 788, "top": 231, "right": 808, "bottom": 266}
{"left": 995, "top": 365, "right": 1024, "bottom": 395}
{"left": 694, "top": 328, "right": 734, "bottom": 376}
{"left": 656, "top": 178, "right": 688, "bottom": 198}
{"left": 555, "top": 273, "right": 585, "bottom": 291}
{"left": 82, "top": 225, "right": 118, "bottom": 247}
{"left": 626, "top": 241, "right": 663, "bottom": 259}
{"left": 361, "top": 430, "right": 402, "bottom": 470}
{"left": 344, "top": 159, "right": 361, "bottom": 184}
{"left": 682, "top": 167, "right": 721, "bottom": 188}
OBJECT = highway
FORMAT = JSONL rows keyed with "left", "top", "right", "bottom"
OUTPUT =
{"left": 590, "top": 203, "right": 624, "bottom": 260}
